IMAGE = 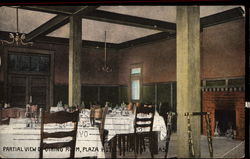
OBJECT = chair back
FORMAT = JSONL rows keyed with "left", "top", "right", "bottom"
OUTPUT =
{"left": 90, "top": 105, "right": 102, "bottom": 119}
{"left": 29, "top": 105, "right": 39, "bottom": 118}
{"left": 90, "top": 105, "right": 108, "bottom": 144}
{"left": 39, "top": 109, "right": 79, "bottom": 158}
{"left": 99, "top": 105, "right": 108, "bottom": 132}
{"left": 134, "top": 104, "right": 155, "bottom": 133}
{"left": 100, "top": 106, "right": 108, "bottom": 143}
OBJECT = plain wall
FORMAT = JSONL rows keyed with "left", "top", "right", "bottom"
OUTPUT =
{"left": 117, "top": 19, "right": 245, "bottom": 85}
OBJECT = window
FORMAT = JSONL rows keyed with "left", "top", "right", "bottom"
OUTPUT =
{"left": 8, "top": 53, "right": 50, "bottom": 74}
{"left": 130, "top": 65, "right": 142, "bottom": 101}
{"left": 131, "top": 67, "right": 141, "bottom": 75}
{"left": 131, "top": 79, "right": 140, "bottom": 100}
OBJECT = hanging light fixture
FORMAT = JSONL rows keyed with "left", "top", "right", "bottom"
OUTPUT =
{"left": 0, "top": 8, "right": 33, "bottom": 46}
{"left": 100, "top": 31, "right": 112, "bottom": 73}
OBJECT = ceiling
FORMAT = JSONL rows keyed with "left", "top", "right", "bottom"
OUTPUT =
{"left": 0, "top": 6, "right": 244, "bottom": 44}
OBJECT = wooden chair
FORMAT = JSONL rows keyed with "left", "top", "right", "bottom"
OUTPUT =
{"left": 0, "top": 108, "right": 9, "bottom": 125}
{"left": 164, "top": 112, "right": 176, "bottom": 158}
{"left": 98, "top": 106, "right": 109, "bottom": 146}
{"left": 90, "top": 105, "right": 101, "bottom": 126}
{"left": 90, "top": 105, "right": 109, "bottom": 146}
{"left": 26, "top": 105, "right": 39, "bottom": 118}
{"left": 39, "top": 109, "right": 79, "bottom": 158}
{"left": 134, "top": 104, "right": 156, "bottom": 158}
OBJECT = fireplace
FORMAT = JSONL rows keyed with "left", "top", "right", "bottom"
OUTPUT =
{"left": 215, "top": 109, "right": 236, "bottom": 136}
{"left": 202, "top": 91, "right": 245, "bottom": 140}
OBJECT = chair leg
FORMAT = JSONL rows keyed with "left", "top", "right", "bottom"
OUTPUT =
{"left": 134, "top": 134, "right": 138, "bottom": 158}
{"left": 111, "top": 136, "right": 117, "bottom": 159}
{"left": 142, "top": 135, "right": 146, "bottom": 152}
{"left": 122, "top": 135, "right": 125, "bottom": 156}
{"left": 118, "top": 135, "right": 122, "bottom": 156}
{"left": 149, "top": 135, "right": 154, "bottom": 159}
{"left": 139, "top": 136, "right": 142, "bottom": 154}
{"left": 126, "top": 135, "right": 129, "bottom": 152}
{"left": 129, "top": 135, "right": 134, "bottom": 151}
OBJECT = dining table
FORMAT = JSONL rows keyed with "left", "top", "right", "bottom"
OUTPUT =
{"left": 0, "top": 108, "right": 167, "bottom": 158}
{"left": 0, "top": 116, "right": 105, "bottom": 158}
{"left": 102, "top": 109, "right": 166, "bottom": 158}
{"left": 103, "top": 110, "right": 167, "bottom": 141}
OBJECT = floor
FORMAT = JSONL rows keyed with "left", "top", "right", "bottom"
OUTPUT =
{"left": 104, "top": 133, "right": 245, "bottom": 158}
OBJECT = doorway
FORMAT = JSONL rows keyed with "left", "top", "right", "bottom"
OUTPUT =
{"left": 4, "top": 48, "right": 53, "bottom": 108}
{"left": 7, "top": 75, "right": 49, "bottom": 108}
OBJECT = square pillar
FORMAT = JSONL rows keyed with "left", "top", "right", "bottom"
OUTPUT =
{"left": 68, "top": 15, "right": 82, "bottom": 107}
{"left": 176, "top": 6, "right": 201, "bottom": 158}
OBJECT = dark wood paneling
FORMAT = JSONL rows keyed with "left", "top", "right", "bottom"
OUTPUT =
{"left": 81, "top": 86, "right": 98, "bottom": 106}
{"left": 206, "top": 80, "right": 226, "bottom": 87}
{"left": 172, "top": 83, "right": 177, "bottom": 132}
{"left": 119, "top": 86, "right": 128, "bottom": 103}
{"left": 142, "top": 84, "right": 155, "bottom": 104}
{"left": 54, "top": 85, "right": 120, "bottom": 107}
{"left": 54, "top": 85, "right": 68, "bottom": 106}
{"left": 157, "top": 82, "right": 176, "bottom": 131}
{"left": 228, "top": 78, "right": 245, "bottom": 87}
{"left": 157, "top": 83, "right": 171, "bottom": 112}
{"left": 100, "top": 86, "right": 119, "bottom": 106}
{"left": 172, "top": 83, "right": 177, "bottom": 111}
{"left": 0, "top": 82, "right": 4, "bottom": 103}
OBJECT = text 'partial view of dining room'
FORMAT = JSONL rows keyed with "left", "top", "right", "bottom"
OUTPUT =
{"left": 0, "top": 5, "right": 246, "bottom": 158}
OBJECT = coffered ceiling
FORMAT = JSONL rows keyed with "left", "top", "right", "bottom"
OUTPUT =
{"left": 0, "top": 6, "right": 244, "bottom": 46}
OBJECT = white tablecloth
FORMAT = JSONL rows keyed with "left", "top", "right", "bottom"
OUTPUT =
{"left": 105, "top": 111, "right": 167, "bottom": 140}
{"left": 0, "top": 110, "right": 166, "bottom": 158}
{"left": 80, "top": 110, "right": 167, "bottom": 140}
{"left": 0, "top": 118, "right": 105, "bottom": 158}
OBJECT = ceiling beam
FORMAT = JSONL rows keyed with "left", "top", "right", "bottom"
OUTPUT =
{"left": 25, "top": 6, "right": 99, "bottom": 41}
{"left": 118, "top": 32, "right": 176, "bottom": 49}
{"left": 35, "top": 36, "right": 120, "bottom": 49}
{"left": 7, "top": 7, "right": 242, "bottom": 49}
{"left": 19, "top": 6, "right": 73, "bottom": 15}
{"left": 83, "top": 10, "right": 176, "bottom": 32}
{"left": 118, "top": 7, "right": 244, "bottom": 49}
{"left": 73, "top": 6, "right": 99, "bottom": 15}
{"left": 16, "top": 6, "right": 243, "bottom": 37}
{"left": 26, "top": 15, "right": 69, "bottom": 42}
{"left": 19, "top": 6, "right": 99, "bottom": 15}
{"left": 0, "top": 31, "right": 119, "bottom": 49}
{"left": 201, "top": 7, "right": 244, "bottom": 28}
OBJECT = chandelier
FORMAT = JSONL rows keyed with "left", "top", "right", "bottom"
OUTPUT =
{"left": 100, "top": 31, "right": 112, "bottom": 73}
{"left": 0, "top": 8, "right": 33, "bottom": 46}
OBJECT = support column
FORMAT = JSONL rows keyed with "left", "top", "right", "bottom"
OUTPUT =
{"left": 176, "top": 6, "right": 200, "bottom": 158}
{"left": 68, "top": 15, "right": 82, "bottom": 107}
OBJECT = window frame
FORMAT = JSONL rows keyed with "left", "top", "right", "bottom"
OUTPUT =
{"left": 3, "top": 47, "right": 54, "bottom": 107}
{"left": 7, "top": 52, "right": 51, "bottom": 75}
{"left": 129, "top": 63, "right": 143, "bottom": 102}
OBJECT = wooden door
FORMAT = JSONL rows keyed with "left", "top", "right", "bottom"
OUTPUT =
{"left": 8, "top": 75, "right": 49, "bottom": 108}
{"left": 8, "top": 75, "right": 28, "bottom": 107}
{"left": 29, "top": 76, "right": 49, "bottom": 108}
